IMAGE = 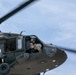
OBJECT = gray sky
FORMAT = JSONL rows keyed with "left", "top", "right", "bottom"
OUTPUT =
{"left": 0, "top": 0, "right": 76, "bottom": 75}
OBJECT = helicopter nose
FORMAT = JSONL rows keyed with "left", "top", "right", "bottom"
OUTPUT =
{"left": 45, "top": 45, "right": 67, "bottom": 69}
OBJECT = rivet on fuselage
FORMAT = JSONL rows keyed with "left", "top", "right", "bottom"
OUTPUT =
{"left": 52, "top": 60, "right": 56, "bottom": 62}
{"left": 41, "top": 62, "right": 45, "bottom": 64}
{"left": 55, "top": 65, "right": 58, "bottom": 67}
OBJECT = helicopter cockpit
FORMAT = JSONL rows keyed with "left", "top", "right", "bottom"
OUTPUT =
{"left": 25, "top": 35, "right": 43, "bottom": 53}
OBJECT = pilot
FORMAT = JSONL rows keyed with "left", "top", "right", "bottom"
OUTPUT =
{"left": 30, "top": 38, "right": 42, "bottom": 52}
{"left": 30, "top": 38, "right": 35, "bottom": 49}
{"left": 34, "top": 44, "right": 42, "bottom": 52}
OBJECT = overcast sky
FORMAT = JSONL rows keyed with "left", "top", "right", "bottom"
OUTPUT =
{"left": 0, "top": 0, "right": 76, "bottom": 75}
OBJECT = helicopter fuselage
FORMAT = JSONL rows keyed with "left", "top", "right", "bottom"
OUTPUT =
{"left": 0, "top": 32, "right": 67, "bottom": 75}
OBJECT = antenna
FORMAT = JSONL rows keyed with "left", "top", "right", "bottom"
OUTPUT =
{"left": 0, "top": 0, "right": 37, "bottom": 24}
{"left": 20, "top": 31, "right": 25, "bottom": 35}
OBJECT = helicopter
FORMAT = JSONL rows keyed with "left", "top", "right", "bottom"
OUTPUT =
{"left": 0, "top": 0, "right": 76, "bottom": 75}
